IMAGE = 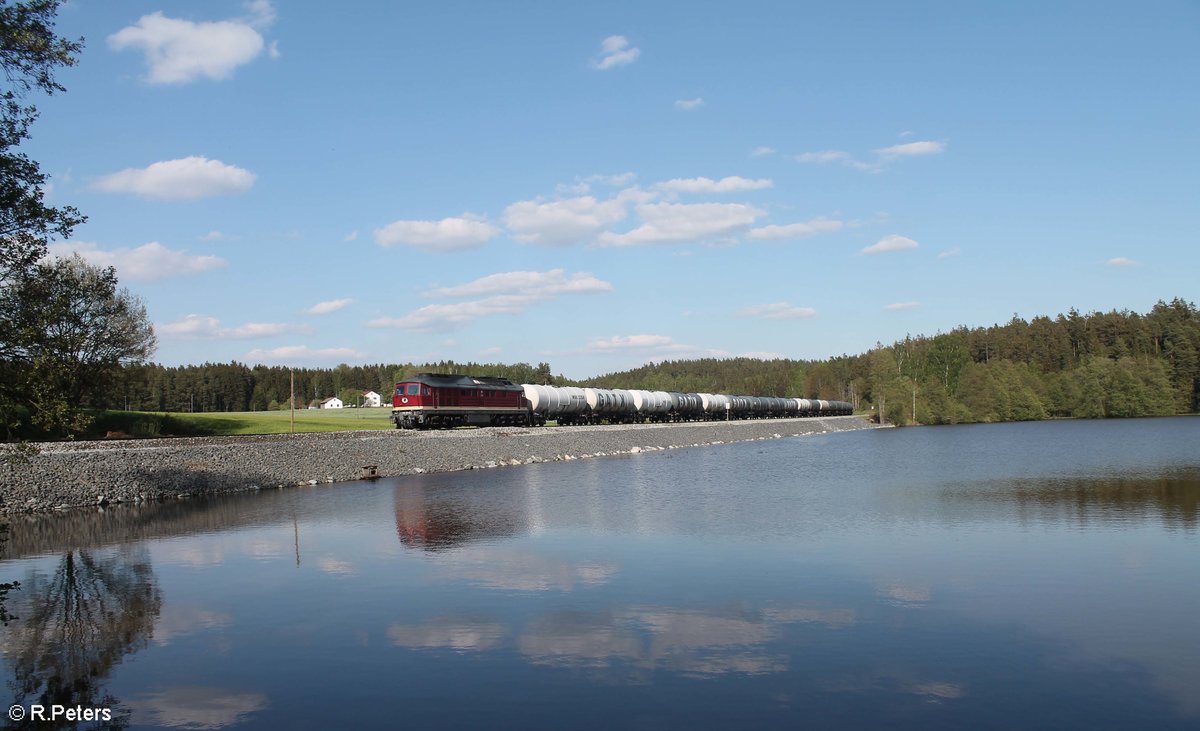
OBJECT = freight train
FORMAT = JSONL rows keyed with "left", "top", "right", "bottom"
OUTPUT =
{"left": 390, "top": 373, "right": 853, "bottom": 430}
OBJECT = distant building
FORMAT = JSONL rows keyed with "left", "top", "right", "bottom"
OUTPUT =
{"left": 320, "top": 396, "right": 343, "bottom": 409}
{"left": 362, "top": 390, "right": 382, "bottom": 408}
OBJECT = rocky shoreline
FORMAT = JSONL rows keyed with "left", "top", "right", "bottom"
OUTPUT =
{"left": 1, "top": 415, "right": 877, "bottom": 514}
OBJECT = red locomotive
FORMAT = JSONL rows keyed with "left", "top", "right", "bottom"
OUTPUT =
{"left": 391, "top": 373, "right": 531, "bottom": 429}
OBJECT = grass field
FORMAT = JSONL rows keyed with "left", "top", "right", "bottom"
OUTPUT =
{"left": 92, "top": 407, "right": 396, "bottom": 438}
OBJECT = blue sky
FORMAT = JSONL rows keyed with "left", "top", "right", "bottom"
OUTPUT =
{"left": 31, "top": 1, "right": 1200, "bottom": 378}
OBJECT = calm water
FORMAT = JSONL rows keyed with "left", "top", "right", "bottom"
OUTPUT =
{"left": 1, "top": 417, "right": 1198, "bottom": 729}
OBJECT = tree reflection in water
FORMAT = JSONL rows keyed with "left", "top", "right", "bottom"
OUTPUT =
{"left": 5, "top": 547, "right": 160, "bottom": 729}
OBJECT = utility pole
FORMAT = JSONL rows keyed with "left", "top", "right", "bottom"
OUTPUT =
{"left": 290, "top": 367, "right": 295, "bottom": 434}
{"left": 911, "top": 380, "right": 917, "bottom": 424}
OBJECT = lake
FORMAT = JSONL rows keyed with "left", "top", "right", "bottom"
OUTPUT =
{"left": 1, "top": 416, "right": 1197, "bottom": 729}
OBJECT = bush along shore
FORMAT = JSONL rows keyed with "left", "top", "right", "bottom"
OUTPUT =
{"left": 0, "top": 416, "right": 875, "bottom": 514}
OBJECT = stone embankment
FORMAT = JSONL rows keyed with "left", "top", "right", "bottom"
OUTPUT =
{"left": 1, "top": 416, "right": 876, "bottom": 514}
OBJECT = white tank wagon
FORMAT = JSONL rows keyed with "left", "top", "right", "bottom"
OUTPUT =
{"left": 555, "top": 386, "right": 589, "bottom": 423}
{"left": 630, "top": 390, "right": 672, "bottom": 421}
{"left": 651, "top": 390, "right": 674, "bottom": 421}
{"left": 523, "top": 384, "right": 588, "bottom": 426}
{"left": 699, "top": 393, "right": 731, "bottom": 419}
{"left": 584, "top": 388, "right": 637, "bottom": 423}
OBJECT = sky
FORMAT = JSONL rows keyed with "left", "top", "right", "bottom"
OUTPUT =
{"left": 29, "top": 1, "right": 1200, "bottom": 379}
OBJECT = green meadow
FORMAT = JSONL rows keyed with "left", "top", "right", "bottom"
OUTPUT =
{"left": 90, "top": 407, "right": 396, "bottom": 438}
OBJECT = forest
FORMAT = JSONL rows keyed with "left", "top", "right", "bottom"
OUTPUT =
{"left": 588, "top": 298, "right": 1198, "bottom": 425}
{"left": 101, "top": 298, "right": 1198, "bottom": 426}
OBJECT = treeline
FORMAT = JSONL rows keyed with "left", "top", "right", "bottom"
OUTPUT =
{"left": 104, "top": 298, "right": 1198, "bottom": 425}
{"left": 575, "top": 357, "right": 819, "bottom": 397}
{"left": 585, "top": 298, "right": 1199, "bottom": 424}
{"left": 108, "top": 361, "right": 559, "bottom": 413}
{"left": 862, "top": 298, "right": 1198, "bottom": 424}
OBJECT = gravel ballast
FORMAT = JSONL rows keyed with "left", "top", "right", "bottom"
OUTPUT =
{"left": 1, "top": 415, "right": 876, "bottom": 514}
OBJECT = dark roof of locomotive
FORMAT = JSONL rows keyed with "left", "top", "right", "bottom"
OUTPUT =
{"left": 399, "top": 373, "right": 523, "bottom": 390}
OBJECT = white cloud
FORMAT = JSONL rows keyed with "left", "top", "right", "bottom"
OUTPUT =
{"left": 736, "top": 303, "right": 817, "bottom": 320}
{"left": 580, "top": 334, "right": 728, "bottom": 359}
{"left": 583, "top": 334, "right": 675, "bottom": 352}
{"left": 243, "top": 0, "right": 277, "bottom": 29}
{"left": 503, "top": 195, "right": 630, "bottom": 246}
{"left": 884, "top": 301, "right": 920, "bottom": 311}
{"left": 158, "top": 314, "right": 309, "bottom": 339}
{"left": 739, "top": 351, "right": 785, "bottom": 360}
{"left": 598, "top": 202, "right": 764, "bottom": 247}
{"left": 936, "top": 247, "right": 961, "bottom": 259}
{"left": 798, "top": 139, "right": 945, "bottom": 172}
{"left": 796, "top": 150, "right": 850, "bottom": 164}
{"left": 304, "top": 298, "right": 353, "bottom": 315}
{"left": 47, "top": 241, "right": 226, "bottom": 281}
{"left": 656, "top": 176, "right": 773, "bottom": 194}
{"left": 875, "top": 140, "right": 946, "bottom": 160}
{"left": 591, "top": 172, "right": 637, "bottom": 186}
{"left": 747, "top": 217, "right": 843, "bottom": 240}
{"left": 593, "top": 35, "right": 640, "bottom": 70}
{"left": 199, "top": 230, "right": 225, "bottom": 241}
{"left": 343, "top": 230, "right": 359, "bottom": 242}
{"left": 750, "top": 146, "right": 776, "bottom": 157}
{"left": 480, "top": 346, "right": 503, "bottom": 356}
{"left": 92, "top": 156, "right": 255, "bottom": 200}
{"left": 796, "top": 149, "right": 881, "bottom": 173}
{"left": 674, "top": 97, "right": 703, "bottom": 110}
{"left": 845, "top": 159, "right": 884, "bottom": 173}
{"left": 368, "top": 295, "right": 537, "bottom": 332}
{"left": 1106, "top": 257, "right": 1139, "bottom": 267}
{"left": 108, "top": 2, "right": 277, "bottom": 84}
{"left": 555, "top": 173, "right": 638, "bottom": 197}
{"left": 371, "top": 270, "right": 612, "bottom": 332}
{"left": 244, "top": 345, "right": 366, "bottom": 364}
{"left": 427, "top": 269, "right": 612, "bottom": 299}
{"left": 374, "top": 215, "right": 498, "bottom": 251}
{"left": 862, "top": 234, "right": 919, "bottom": 254}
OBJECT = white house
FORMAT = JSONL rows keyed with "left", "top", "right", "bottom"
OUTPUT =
{"left": 362, "top": 390, "right": 382, "bottom": 408}
{"left": 320, "top": 396, "right": 343, "bottom": 409}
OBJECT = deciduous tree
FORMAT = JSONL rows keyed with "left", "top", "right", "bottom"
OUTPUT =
{"left": 0, "top": 0, "right": 83, "bottom": 283}
{"left": 0, "top": 256, "right": 156, "bottom": 437}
